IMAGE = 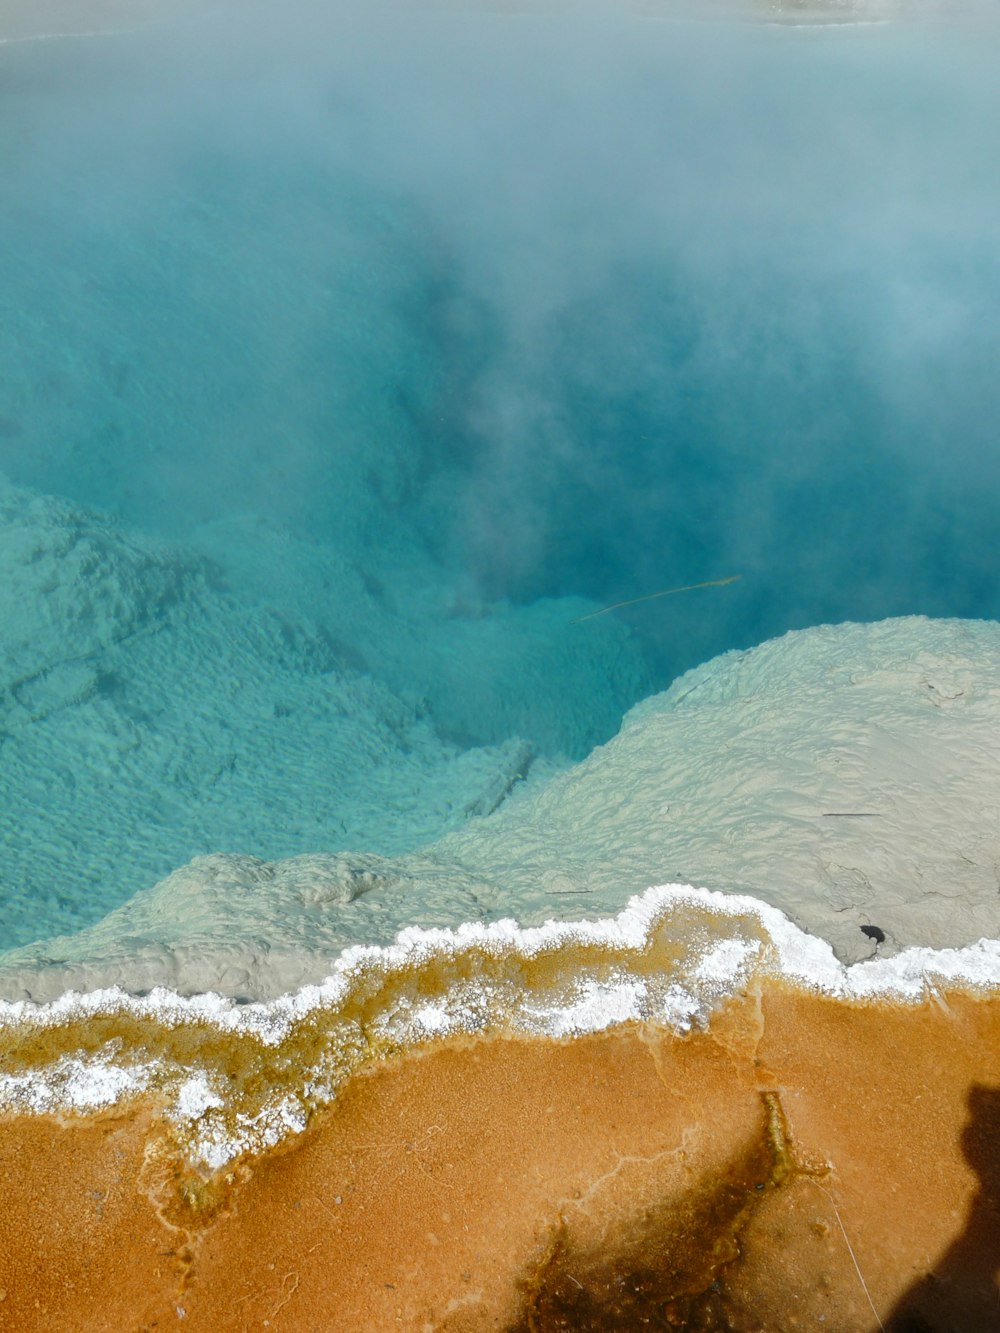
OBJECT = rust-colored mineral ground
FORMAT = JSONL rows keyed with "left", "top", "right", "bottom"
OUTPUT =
{"left": 1, "top": 984, "right": 999, "bottom": 1332}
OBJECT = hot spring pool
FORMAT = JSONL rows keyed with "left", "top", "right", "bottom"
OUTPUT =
{"left": 2, "top": 0, "right": 999, "bottom": 960}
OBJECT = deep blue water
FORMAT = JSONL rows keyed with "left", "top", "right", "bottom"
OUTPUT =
{"left": 1, "top": 0, "right": 999, "bottom": 950}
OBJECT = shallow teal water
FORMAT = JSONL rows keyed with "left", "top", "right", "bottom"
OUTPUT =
{"left": 1, "top": 0, "right": 999, "bottom": 952}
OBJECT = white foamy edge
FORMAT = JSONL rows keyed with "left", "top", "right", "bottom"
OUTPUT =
{"left": 2, "top": 883, "right": 998, "bottom": 1168}
{"left": 2, "top": 882, "right": 998, "bottom": 1037}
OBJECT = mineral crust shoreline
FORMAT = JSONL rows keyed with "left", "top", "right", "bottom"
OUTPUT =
{"left": 1, "top": 983, "right": 998, "bottom": 1331}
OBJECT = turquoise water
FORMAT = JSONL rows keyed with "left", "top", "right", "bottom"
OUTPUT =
{"left": 1, "top": 0, "right": 999, "bottom": 954}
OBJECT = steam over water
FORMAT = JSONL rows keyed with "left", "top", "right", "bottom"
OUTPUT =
{"left": 1, "top": 0, "right": 1000, "bottom": 961}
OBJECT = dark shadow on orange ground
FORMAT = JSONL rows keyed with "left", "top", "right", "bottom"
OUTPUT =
{"left": 881, "top": 1084, "right": 1000, "bottom": 1333}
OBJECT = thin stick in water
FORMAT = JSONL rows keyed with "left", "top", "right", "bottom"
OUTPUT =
{"left": 572, "top": 574, "right": 742, "bottom": 624}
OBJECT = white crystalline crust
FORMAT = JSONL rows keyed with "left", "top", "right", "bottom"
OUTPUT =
{"left": 1, "top": 884, "right": 997, "bottom": 1170}
{"left": 2, "top": 881, "right": 997, "bottom": 1045}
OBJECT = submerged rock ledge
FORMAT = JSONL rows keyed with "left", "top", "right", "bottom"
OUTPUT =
{"left": 1, "top": 615, "right": 998, "bottom": 1002}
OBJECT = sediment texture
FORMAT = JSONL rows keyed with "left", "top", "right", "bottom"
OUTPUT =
{"left": 1, "top": 985, "right": 998, "bottom": 1331}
